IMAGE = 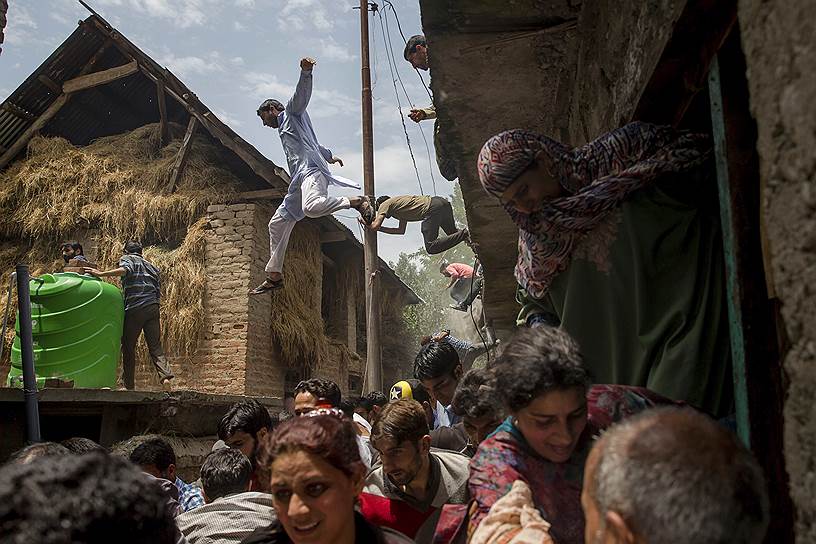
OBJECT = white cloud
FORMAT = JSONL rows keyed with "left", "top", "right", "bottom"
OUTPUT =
{"left": 318, "top": 36, "right": 357, "bottom": 63}
{"left": 93, "top": 0, "right": 215, "bottom": 28}
{"left": 233, "top": 20, "right": 246, "bottom": 30}
{"left": 210, "top": 107, "right": 244, "bottom": 128}
{"left": 4, "top": 4, "right": 38, "bottom": 45}
{"left": 234, "top": 0, "right": 255, "bottom": 6}
{"left": 154, "top": 50, "right": 243, "bottom": 78}
{"left": 277, "top": 0, "right": 343, "bottom": 32}
{"left": 241, "top": 71, "right": 359, "bottom": 119}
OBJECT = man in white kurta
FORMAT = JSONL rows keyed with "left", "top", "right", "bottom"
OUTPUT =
{"left": 251, "top": 57, "right": 373, "bottom": 294}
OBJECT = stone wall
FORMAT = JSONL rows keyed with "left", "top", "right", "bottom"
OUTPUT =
{"left": 419, "top": 0, "right": 684, "bottom": 336}
{"left": 739, "top": 1, "right": 816, "bottom": 539}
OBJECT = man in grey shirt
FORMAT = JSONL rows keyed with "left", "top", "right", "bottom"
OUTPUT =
{"left": 85, "top": 240, "right": 173, "bottom": 389}
{"left": 177, "top": 449, "right": 275, "bottom": 544}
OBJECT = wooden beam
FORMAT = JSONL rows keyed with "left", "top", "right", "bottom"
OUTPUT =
{"left": 235, "top": 188, "right": 287, "bottom": 201}
{"left": 322, "top": 253, "right": 336, "bottom": 269}
{"left": 166, "top": 116, "right": 197, "bottom": 193}
{"left": 62, "top": 59, "right": 138, "bottom": 94}
{"left": 0, "top": 94, "right": 69, "bottom": 170}
{"left": 37, "top": 74, "right": 62, "bottom": 94}
{"left": 134, "top": 63, "right": 291, "bottom": 190}
{"left": 156, "top": 81, "right": 169, "bottom": 146}
{"left": 1, "top": 102, "right": 34, "bottom": 122}
{"left": 320, "top": 230, "right": 348, "bottom": 243}
{"left": 708, "top": 29, "right": 794, "bottom": 543}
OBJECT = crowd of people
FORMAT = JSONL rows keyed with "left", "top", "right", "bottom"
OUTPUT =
{"left": 4, "top": 21, "right": 774, "bottom": 544}
{"left": 0, "top": 326, "right": 770, "bottom": 544}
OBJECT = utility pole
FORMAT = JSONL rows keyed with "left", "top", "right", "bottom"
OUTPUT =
{"left": 360, "top": 0, "right": 382, "bottom": 393}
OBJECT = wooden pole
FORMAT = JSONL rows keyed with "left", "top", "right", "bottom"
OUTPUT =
{"left": 360, "top": 0, "right": 381, "bottom": 393}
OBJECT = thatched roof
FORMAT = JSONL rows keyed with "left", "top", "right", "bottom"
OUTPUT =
{"left": 0, "top": 12, "right": 420, "bottom": 304}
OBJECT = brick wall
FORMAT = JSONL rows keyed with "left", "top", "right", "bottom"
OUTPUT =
{"left": 135, "top": 202, "right": 284, "bottom": 397}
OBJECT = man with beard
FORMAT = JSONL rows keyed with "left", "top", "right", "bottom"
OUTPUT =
{"left": 218, "top": 399, "right": 273, "bottom": 492}
{"left": 61, "top": 241, "right": 88, "bottom": 265}
{"left": 360, "top": 399, "right": 470, "bottom": 542}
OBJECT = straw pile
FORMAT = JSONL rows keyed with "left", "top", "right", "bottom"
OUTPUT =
{"left": 270, "top": 221, "right": 329, "bottom": 370}
{"left": 0, "top": 122, "right": 242, "bottom": 369}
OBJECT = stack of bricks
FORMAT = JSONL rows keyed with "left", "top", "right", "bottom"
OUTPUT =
{"left": 134, "top": 202, "right": 285, "bottom": 397}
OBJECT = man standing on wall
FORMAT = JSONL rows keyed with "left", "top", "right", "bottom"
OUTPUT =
{"left": 85, "top": 241, "right": 174, "bottom": 390}
{"left": 251, "top": 57, "right": 374, "bottom": 295}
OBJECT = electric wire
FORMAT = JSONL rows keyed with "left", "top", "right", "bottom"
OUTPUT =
{"left": 377, "top": 7, "right": 425, "bottom": 195}
{"left": 379, "top": 3, "right": 437, "bottom": 195}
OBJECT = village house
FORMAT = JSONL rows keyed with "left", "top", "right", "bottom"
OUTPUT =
{"left": 0, "top": 13, "right": 420, "bottom": 402}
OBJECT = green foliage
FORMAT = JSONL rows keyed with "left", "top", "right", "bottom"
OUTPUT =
{"left": 389, "top": 184, "right": 476, "bottom": 342}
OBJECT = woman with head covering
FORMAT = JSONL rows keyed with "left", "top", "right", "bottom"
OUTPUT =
{"left": 466, "top": 327, "right": 674, "bottom": 544}
{"left": 476, "top": 122, "right": 731, "bottom": 417}
{"left": 240, "top": 410, "right": 413, "bottom": 544}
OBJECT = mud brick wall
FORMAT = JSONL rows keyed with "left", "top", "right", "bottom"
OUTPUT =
{"left": 739, "top": 1, "right": 816, "bottom": 540}
{"left": 135, "top": 202, "right": 284, "bottom": 398}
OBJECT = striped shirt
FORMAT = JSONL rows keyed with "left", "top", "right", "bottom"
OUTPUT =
{"left": 177, "top": 492, "right": 276, "bottom": 544}
{"left": 119, "top": 254, "right": 161, "bottom": 311}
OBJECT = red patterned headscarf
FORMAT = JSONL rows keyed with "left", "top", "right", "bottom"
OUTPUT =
{"left": 477, "top": 122, "right": 711, "bottom": 299}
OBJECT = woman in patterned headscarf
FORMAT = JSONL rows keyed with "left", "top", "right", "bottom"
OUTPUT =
{"left": 476, "top": 122, "right": 732, "bottom": 417}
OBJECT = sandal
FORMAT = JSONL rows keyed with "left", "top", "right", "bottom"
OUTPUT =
{"left": 249, "top": 277, "right": 284, "bottom": 295}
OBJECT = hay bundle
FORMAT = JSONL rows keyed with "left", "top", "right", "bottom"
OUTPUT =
{"left": 270, "top": 222, "right": 327, "bottom": 369}
{"left": 0, "top": 123, "right": 243, "bottom": 368}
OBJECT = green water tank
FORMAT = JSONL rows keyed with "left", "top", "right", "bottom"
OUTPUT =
{"left": 6, "top": 272, "right": 124, "bottom": 389}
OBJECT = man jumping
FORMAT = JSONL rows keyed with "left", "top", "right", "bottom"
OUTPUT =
{"left": 251, "top": 57, "right": 374, "bottom": 295}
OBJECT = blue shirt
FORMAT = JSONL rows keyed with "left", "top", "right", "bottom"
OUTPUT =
{"left": 276, "top": 69, "right": 359, "bottom": 221}
{"left": 433, "top": 400, "right": 462, "bottom": 430}
{"left": 176, "top": 477, "right": 205, "bottom": 513}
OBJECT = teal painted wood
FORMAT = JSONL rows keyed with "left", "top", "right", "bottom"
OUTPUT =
{"left": 708, "top": 55, "right": 750, "bottom": 447}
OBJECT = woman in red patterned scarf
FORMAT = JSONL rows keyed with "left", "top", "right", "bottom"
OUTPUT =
{"left": 476, "top": 122, "right": 732, "bottom": 418}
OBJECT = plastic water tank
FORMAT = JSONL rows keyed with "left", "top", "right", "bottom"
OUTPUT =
{"left": 6, "top": 272, "right": 124, "bottom": 389}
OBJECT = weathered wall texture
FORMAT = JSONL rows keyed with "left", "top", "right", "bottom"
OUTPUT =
{"left": 420, "top": 0, "right": 684, "bottom": 336}
{"left": 739, "top": 1, "right": 816, "bottom": 539}
{"left": 420, "top": 0, "right": 581, "bottom": 338}
{"left": 567, "top": 0, "right": 686, "bottom": 142}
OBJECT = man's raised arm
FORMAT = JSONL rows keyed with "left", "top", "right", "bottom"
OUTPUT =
{"left": 286, "top": 57, "right": 316, "bottom": 115}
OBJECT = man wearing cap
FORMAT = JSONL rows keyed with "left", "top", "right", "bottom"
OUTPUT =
{"left": 251, "top": 57, "right": 374, "bottom": 295}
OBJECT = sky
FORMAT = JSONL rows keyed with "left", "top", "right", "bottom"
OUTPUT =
{"left": 0, "top": 0, "right": 449, "bottom": 263}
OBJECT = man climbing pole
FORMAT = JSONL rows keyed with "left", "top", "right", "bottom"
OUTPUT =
{"left": 250, "top": 57, "right": 375, "bottom": 295}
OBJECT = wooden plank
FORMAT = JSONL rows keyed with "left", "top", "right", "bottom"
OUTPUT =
{"left": 235, "top": 188, "right": 287, "bottom": 201}
{"left": 37, "top": 74, "right": 62, "bottom": 94}
{"left": 1, "top": 102, "right": 34, "bottom": 122}
{"left": 320, "top": 230, "right": 348, "bottom": 243}
{"left": 134, "top": 63, "right": 291, "bottom": 190}
{"left": 322, "top": 253, "right": 336, "bottom": 269}
{"left": 156, "top": 81, "right": 169, "bottom": 146}
{"left": 633, "top": 0, "right": 736, "bottom": 126}
{"left": 708, "top": 30, "right": 794, "bottom": 543}
{"left": 62, "top": 59, "right": 138, "bottom": 94}
{"left": 0, "top": 94, "right": 69, "bottom": 170}
{"left": 165, "top": 116, "right": 197, "bottom": 193}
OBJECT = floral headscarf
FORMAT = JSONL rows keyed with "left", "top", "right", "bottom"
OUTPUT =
{"left": 477, "top": 122, "right": 711, "bottom": 299}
